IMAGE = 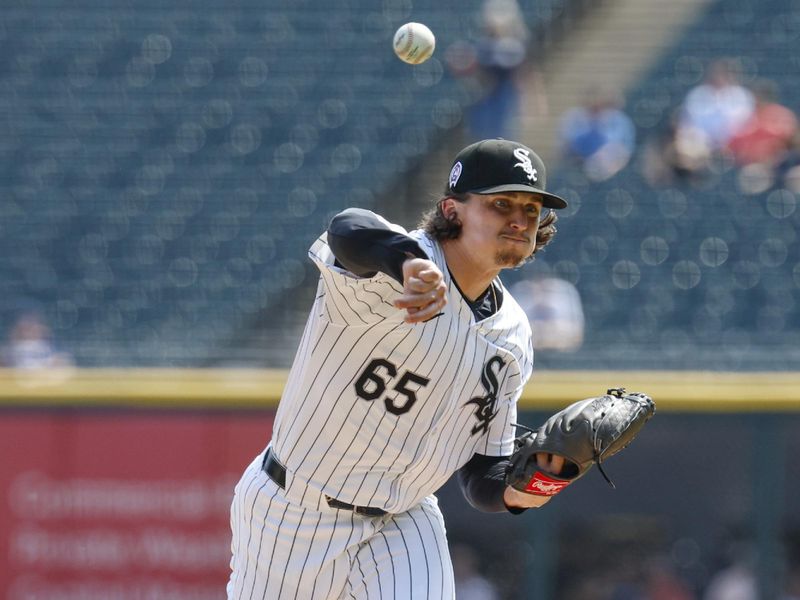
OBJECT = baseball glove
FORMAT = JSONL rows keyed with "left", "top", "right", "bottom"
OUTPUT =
{"left": 506, "top": 388, "right": 655, "bottom": 497}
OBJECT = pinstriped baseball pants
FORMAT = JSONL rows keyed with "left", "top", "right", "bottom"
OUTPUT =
{"left": 227, "top": 452, "right": 456, "bottom": 600}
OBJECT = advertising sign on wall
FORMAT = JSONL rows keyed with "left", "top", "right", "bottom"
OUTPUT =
{"left": 0, "top": 410, "right": 274, "bottom": 599}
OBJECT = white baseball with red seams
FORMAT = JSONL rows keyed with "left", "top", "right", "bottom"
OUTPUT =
{"left": 393, "top": 22, "right": 435, "bottom": 64}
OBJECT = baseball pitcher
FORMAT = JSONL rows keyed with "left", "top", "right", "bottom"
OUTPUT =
{"left": 227, "top": 139, "right": 655, "bottom": 599}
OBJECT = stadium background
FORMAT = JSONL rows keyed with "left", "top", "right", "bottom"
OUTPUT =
{"left": 1, "top": 0, "right": 799, "bottom": 598}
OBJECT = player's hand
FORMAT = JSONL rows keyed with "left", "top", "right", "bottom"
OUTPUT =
{"left": 535, "top": 452, "right": 566, "bottom": 475}
{"left": 394, "top": 258, "right": 447, "bottom": 324}
{"left": 503, "top": 452, "right": 566, "bottom": 509}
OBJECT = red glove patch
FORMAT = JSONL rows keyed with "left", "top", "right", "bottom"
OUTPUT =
{"left": 524, "top": 471, "right": 572, "bottom": 496}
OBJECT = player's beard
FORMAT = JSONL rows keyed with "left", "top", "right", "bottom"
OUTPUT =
{"left": 494, "top": 249, "right": 529, "bottom": 268}
{"left": 495, "top": 232, "right": 534, "bottom": 268}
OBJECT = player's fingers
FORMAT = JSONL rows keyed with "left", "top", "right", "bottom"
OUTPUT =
{"left": 402, "top": 259, "right": 441, "bottom": 283}
{"left": 418, "top": 268, "right": 443, "bottom": 284}
{"left": 403, "top": 292, "right": 447, "bottom": 323}
{"left": 535, "top": 453, "right": 548, "bottom": 470}
{"left": 395, "top": 285, "right": 446, "bottom": 309}
{"left": 534, "top": 453, "right": 564, "bottom": 475}
{"left": 405, "top": 293, "right": 445, "bottom": 319}
{"left": 405, "top": 276, "right": 433, "bottom": 293}
{"left": 394, "top": 292, "right": 428, "bottom": 309}
{"left": 549, "top": 454, "right": 566, "bottom": 475}
{"left": 408, "top": 272, "right": 445, "bottom": 293}
{"left": 404, "top": 306, "right": 441, "bottom": 324}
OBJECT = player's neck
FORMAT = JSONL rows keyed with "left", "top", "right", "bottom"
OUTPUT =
{"left": 441, "top": 241, "right": 500, "bottom": 301}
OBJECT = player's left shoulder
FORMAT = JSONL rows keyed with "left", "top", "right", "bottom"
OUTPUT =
{"left": 484, "top": 280, "right": 534, "bottom": 374}
{"left": 497, "top": 280, "right": 533, "bottom": 334}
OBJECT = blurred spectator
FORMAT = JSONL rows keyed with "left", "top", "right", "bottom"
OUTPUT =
{"left": 644, "top": 58, "right": 755, "bottom": 187}
{"left": 678, "top": 57, "right": 755, "bottom": 153}
{"left": 446, "top": 0, "right": 541, "bottom": 140}
{"left": 511, "top": 276, "right": 585, "bottom": 351}
{"left": 703, "top": 561, "right": 757, "bottom": 600}
{"left": 2, "top": 309, "right": 73, "bottom": 370}
{"left": 641, "top": 110, "right": 713, "bottom": 186}
{"left": 558, "top": 86, "right": 636, "bottom": 181}
{"left": 451, "top": 543, "right": 500, "bottom": 600}
{"left": 702, "top": 539, "right": 757, "bottom": 600}
{"left": 642, "top": 558, "right": 695, "bottom": 600}
{"left": 727, "top": 79, "right": 798, "bottom": 167}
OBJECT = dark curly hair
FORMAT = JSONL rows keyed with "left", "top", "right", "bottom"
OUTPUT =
{"left": 418, "top": 193, "right": 559, "bottom": 262}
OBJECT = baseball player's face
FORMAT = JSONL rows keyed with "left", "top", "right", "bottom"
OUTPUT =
{"left": 455, "top": 192, "right": 543, "bottom": 268}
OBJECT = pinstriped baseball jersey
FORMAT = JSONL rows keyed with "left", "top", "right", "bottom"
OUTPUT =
{"left": 270, "top": 226, "right": 534, "bottom": 514}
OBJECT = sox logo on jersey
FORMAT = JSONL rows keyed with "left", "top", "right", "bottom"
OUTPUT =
{"left": 465, "top": 355, "right": 506, "bottom": 435}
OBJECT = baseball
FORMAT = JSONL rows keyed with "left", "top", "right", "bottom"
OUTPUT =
{"left": 393, "top": 22, "right": 435, "bottom": 65}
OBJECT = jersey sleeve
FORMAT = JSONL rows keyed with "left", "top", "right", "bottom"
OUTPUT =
{"left": 308, "top": 210, "right": 436, "bottom": 327}
{"left": 327, "top": 208, "right": 429, "bottom": 283}
{"left": 476, "top": 322, "right": 534, "bottom": 458}
{"left": 488, "top": 298, "right": 535, "bottom": 456}
{"left": 307, "top": 231, "right": 405, "bottom": 327}
{"left": 483, "top": 392, "right": 519, "bottom": 456}
{"left": 456, "top": 453, "right": 511, "bottom": 513}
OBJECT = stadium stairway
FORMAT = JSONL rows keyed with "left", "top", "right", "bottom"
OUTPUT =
{"left": 520, "top": 0, "right": 715, "bottom": 165}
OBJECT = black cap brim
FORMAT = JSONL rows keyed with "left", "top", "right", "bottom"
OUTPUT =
{"left": 472, "top": 184, "right": 568, "bottom": 209}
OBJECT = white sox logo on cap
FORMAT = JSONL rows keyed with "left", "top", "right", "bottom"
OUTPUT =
{"left": 513, "top": 147, "right": 538, "bottom": 183}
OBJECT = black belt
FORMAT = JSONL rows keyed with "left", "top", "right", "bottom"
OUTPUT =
{"left": 262, "top": 448, "right": 388, "bottom": 517}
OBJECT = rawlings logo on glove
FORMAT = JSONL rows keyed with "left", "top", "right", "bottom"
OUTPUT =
{"left": 505, "top": 388, "right": 656, "bottom": 497}
{"left": 524, "top": 471, "right": 572, "bottom": 496}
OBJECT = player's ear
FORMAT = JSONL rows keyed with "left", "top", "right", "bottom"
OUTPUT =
{"left": 440, "top": 197, "right": 459, "bottom": 220}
